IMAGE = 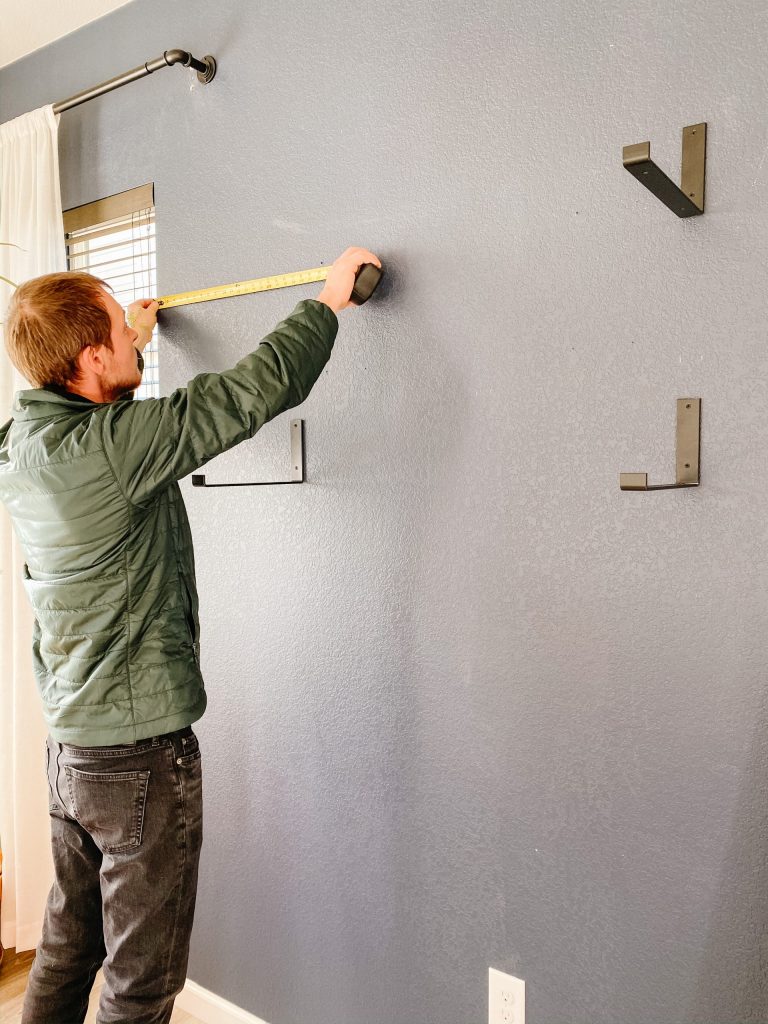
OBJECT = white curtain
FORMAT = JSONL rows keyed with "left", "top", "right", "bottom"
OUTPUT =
{"left": 0, "top": 105, "right": 66, "bottom": 953}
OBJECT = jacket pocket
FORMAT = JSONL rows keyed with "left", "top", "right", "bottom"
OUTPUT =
{"left": 179, "top": 573, "right": 197, "bottom": 645}
{"left": 64, "top": 766, "right": 150, "bottom": 854}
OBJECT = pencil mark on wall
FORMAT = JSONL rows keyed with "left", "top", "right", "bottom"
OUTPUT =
{"left": 272, "top": 219, "right": 307, "bottom": 234}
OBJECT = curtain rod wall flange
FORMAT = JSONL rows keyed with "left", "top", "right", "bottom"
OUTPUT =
{"left": 53, "top": 50, "right": 216, "bottom": 115}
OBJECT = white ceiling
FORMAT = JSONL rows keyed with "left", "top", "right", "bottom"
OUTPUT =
{"left": 0, "top": 0, "right": 136, "bottom": 69}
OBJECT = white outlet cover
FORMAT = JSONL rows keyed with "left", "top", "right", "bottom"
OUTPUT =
{"left": 489, "top": 967, "right": 525, "bottom": 1024}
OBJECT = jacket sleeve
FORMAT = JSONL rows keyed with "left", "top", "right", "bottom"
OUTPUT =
{"left": 101, "top": 298, "right": 338, "bottom": 505}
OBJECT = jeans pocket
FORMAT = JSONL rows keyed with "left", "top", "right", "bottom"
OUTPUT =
{"left": 64, "top": 766, "right": 151, "bottom": 854}
{"left": 44, "top": 737, "right": 57, "bottom": 811}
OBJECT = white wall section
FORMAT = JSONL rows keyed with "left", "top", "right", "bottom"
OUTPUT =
{"left": 0, "top": 1, "right": 135, "bottom": 70}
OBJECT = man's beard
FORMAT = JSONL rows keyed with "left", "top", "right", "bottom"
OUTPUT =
{"left": 101, "top": 347, "right": 143, "bottom": 402}
{"left": 102, "top": 366, "right": 142, "bottom": 402}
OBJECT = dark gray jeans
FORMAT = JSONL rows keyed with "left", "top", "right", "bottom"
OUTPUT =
{"left": 22, "top": 726, "right": 203, "bottom": 1024}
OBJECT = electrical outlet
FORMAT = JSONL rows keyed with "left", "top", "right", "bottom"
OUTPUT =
{"left": 489, "top": 967, "right": 525, "bottom": 1024}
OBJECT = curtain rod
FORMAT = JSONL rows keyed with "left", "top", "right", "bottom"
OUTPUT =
{"left": 53, "top": 49, "right": 216, "bottom": 114}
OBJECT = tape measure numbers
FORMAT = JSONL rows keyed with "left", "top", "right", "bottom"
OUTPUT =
{"left": 157, "top": 267, "right": 328, "bottom": 309}
{"left": 155, "top": 262, "right": 382, "bottom": 311}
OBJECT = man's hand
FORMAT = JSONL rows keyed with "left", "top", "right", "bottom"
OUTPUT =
{"left": 127, "top": 299, "right": 159, "bottom": 351}
{"left": 315, "top": 247, "right": 382, "bottom": 314}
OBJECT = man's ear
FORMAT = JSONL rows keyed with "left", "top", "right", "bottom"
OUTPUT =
{"left": 79, "top": 344, "right": 108, "bottom": 377}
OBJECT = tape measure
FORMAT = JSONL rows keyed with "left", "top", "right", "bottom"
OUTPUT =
{"left": 155, "top": 262, "right": 382, "bottom": 311}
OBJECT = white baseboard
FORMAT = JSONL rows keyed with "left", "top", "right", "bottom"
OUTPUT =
{"left": 176, "top": 978, "right": 270, "bottom": 1024}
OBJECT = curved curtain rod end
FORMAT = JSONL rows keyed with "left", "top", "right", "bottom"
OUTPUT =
{"left": 162, "top": 49, "right": 217, "bottom": 83}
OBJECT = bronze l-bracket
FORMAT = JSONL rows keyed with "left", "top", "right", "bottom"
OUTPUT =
{"left": 620, "top": 399, "right": 701, "bottom": 491}
{"left": 192, "top": 419, "right": 305, "bottom": 487}
{"left": 623, "top": 124, "right": 706, "bottom": 217}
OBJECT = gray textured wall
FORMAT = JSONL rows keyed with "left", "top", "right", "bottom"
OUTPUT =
{"left": 3, "top": 1, "right": 768, "bottom": 1022}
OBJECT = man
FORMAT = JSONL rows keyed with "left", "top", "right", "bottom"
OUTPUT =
{"left": 0, "top": 245, "right": 381, "bottom": 1024}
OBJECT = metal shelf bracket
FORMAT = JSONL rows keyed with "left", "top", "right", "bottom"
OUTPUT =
{"left": 620, "top": 399, "right": 701, "bottom": 491}
{"left": 623, "top": 123, "right": 706, "bottom": 217}
{"left": 192, "top": 419, "right": 305, "bottom": 487}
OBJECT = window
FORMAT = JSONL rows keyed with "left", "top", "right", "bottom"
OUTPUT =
{"left": 64, "top": 184, "right": 158, "bottom": 399}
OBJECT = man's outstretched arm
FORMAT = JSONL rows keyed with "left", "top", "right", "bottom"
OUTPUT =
{"left": 102, "top": 247, "right": 380, "bottom": 506}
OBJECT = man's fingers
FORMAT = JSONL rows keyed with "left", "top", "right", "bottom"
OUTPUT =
{"left": 337, "top": 247, "right": 382, "bottom": 270}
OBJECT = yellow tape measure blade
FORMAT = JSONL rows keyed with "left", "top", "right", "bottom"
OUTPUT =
{"left": 157, "top": 266, "right": 330, "bottom": 310}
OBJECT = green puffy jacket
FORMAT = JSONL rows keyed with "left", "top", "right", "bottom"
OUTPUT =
{"left": 0, "top": 298, "right": 338, "bottom": 746}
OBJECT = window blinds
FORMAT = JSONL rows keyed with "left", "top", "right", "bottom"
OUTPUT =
{"left": 64, "top": 184, "right": 159, "bottom": 399}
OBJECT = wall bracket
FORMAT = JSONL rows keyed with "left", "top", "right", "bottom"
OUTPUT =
{"left": 623, "top": 123, "right": 706, "bottom": 217}
{"left": 192, "top": 419, "right": 305, "bottom": 487}
{"left": 620, "top": 399, "right": 701, "bottom": 491}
